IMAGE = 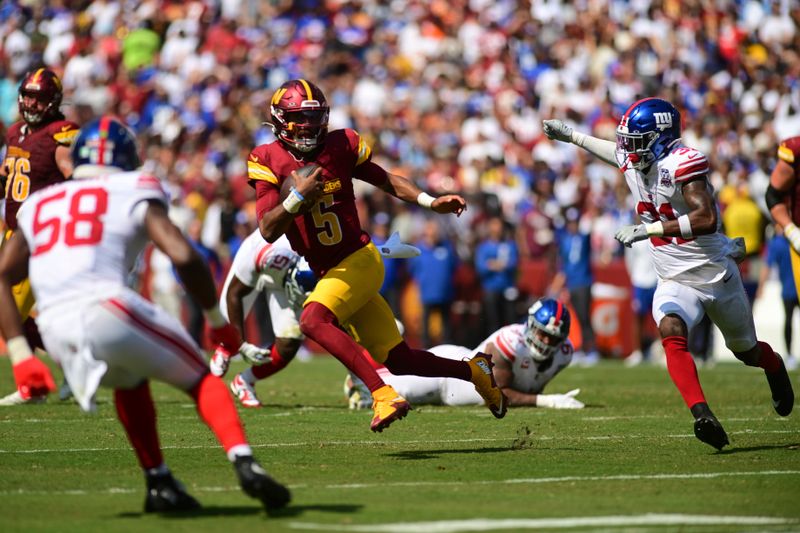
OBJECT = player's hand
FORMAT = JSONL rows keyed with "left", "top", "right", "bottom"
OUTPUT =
{"left": 536, "top": 389, "right": 584, "bottom": 409}
{"left": 614, "top": 224, "right": 649, "bottom": 247}
{"left": 785, "top": 223, "right": 800, "bottom": 253}
{"left": 542, "top": 119, "right": 573, "bottom": 143}
{"left": 238, "top": 342, "right": 271, "bottom": 365}
{"left": 12, "top": 357, "right": 56, "bottom": 400}
{"left": 292, "top": 166, "right": 324, "bottom": 204}
{"left": 431, "top": 194, "right": 467, "bottom": 217}
{"left": 209, "top": 322, "right": 242, "bottom": 351}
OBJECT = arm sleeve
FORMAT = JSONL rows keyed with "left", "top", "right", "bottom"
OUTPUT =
{"left": 571, "top": 132, "right": 618, "bottom": 167}
{"left": 352, "top": 159, "right": 389, "bottom": 187}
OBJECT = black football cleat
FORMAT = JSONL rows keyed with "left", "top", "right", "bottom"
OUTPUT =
{"left": 766, "top": 355, "right": 794, "bottom": 417}
{"left": 234, "top": 455, "right": 291, "bottom": 511}
{"left": 144, "top": 472, "right": 201, "bottom": 513}
{"left": 691, "top": 403, "right": 729, "bottom": 451}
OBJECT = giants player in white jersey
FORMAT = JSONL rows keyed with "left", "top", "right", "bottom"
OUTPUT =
{"left": 0, "top": 117, "right": 290, "bottom": 512}
{"left": 210, "top": 231, "right": 317, "bottom": 407}
{"left": 543, "top": 98, "right": 794, "bottom": 450}
{"left": 346, "top": 298, "right": 583, "bottom": 409}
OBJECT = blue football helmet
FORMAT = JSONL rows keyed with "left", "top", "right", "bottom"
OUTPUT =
{"left": 616, "top": 97, "right": 681, "bottom": 170}
{"left": 71, "top": 116, "right": 141, "bottom": 171}
{"left": 285, "top": 259, "right": 318, "bottom": 307}
{"left": 524, "top": 298, "right": 571, "bottom": 362}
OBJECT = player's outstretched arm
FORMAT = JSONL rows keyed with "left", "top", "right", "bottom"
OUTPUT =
{"left": 224, "top": 276, "right": 252, "bottom": 338}
{"left": 542, "top": 119, "right": 618, "bottom": 167}
{"left": 379, "top": 170, "right": 466, "bottom": 216}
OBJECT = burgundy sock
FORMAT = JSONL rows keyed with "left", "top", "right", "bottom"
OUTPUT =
{"left": 300, "top": 302, "right": 385, "bottom": 392}
{"left": 384, "top": 341, "right": 471, "bottom": 380}
{"left": 251, "top": 344, "right": 290, "bottom": 380}
{"left": 114, "top": 382, "right": 163, "bottom": 470}
{"left": 189, "top": 374, "right": 247, "bottom": 453}
{"left": 23, "top": 317, "right": 45, "bottom": 351}
{"left": 756, "top": 341, "right": 781, "bottom": 373}
{"left": 662, "top": 335, "right": 706, "bottom": 409}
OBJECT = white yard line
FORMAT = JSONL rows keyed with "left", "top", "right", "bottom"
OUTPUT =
{"left": 287, "top": 514, "right": 797, "bottom": 532}
{"left": 0, "top": 470, "right": 797, "bottom": 496}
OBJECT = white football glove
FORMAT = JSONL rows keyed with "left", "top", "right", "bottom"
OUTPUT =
{"left": 785, "top": 224, "right": 800, "bottom": 254}
{"left": 614, "top": 224, "right": 649, "bottom": 247}
{"left": 238, "top": 342, "right": 271, "bottom": 365}
{"left": 542, "top": 119, "right": 574, "bottom": 143}
{"left": 535, "top": 389, "right": 584, "bottom": 409}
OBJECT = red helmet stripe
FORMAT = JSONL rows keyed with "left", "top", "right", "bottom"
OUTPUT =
{"left": 97, "top": 115, "right": 112, "bottom": 165}
{"left": 622, "top": 97, "right": 658, "bottom": 121}
{"left": 555, "top": 300, "right": 563, "bottom": 324}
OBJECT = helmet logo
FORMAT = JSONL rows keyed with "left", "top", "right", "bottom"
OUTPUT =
{"left": 653, "top": 112, "right": 673, "bottom": 131}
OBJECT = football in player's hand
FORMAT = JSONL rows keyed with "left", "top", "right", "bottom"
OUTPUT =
{"left": 280, "top": 164, "right": 320, "bottom": 213}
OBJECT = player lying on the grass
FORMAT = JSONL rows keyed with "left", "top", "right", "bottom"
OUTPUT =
{"left": 544, "top": 98, "right": 794, "bottom": 451}
{"left": 0, "top": 117, "right": 290, "bottom": 513}
{"left": 345, "top": 298, "right": 583, "bottom": 410}
{"left": 210, "top": 230, "right": 317, "bottom": 407}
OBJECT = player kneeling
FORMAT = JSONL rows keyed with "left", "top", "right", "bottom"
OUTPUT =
{"left": 346, "top": 298, "right": 583, "bottom": 409}
{"left": 0, "top": 117, "right": 290, "bottom": 513}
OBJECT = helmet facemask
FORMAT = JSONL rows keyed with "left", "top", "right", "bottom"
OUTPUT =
{"left": 524, "top": 321, "right": 564, "bottom": 362}
{"left": 18, "top": 89, "right": 60, "bottom": 126}
{"left": 270, "top": 106, "right": 329, "bottom": 153}
{"left": 616, "top": 127, "right": 659, "bottom": 170}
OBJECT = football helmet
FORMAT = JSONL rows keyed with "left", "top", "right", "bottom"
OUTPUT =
{"left": 616, "top": 97, "right": 681, "bottom": 170}
{"left": 524, "top": 298, "right": 571, "bottom": 362}
{"left": 285, "top": 259, "right": 317, "bottom": 307}
{"left": 18, "top": 68, "right": 63, "bottom": 125}
{"left": 71, "top": 116, "right": 141, "bottom": 172}
{"left": 269, "top": 79, "right": 329, "bottom": 153}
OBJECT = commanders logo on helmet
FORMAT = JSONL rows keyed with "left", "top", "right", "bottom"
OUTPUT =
{"left": 524, "top": 298, "right": 571, "bottom": 362}
{"left": 269, "top": 79, "right": 329, "bottom": 154}
{"left": 18, "top": 68, "right": 64, "bottom": 125}
{"left": 616, "top": 97, "right": 681, "bottom": 170}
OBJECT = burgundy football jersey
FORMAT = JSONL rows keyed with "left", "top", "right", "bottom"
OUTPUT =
{"left": 248, "top": 129, "right": 383, "bottom": 275}
{"left": 2, "top": 119, "right": 78, "bottom": 229}
{"left": 778, "top": 136, "right": 800, "bottom": 226}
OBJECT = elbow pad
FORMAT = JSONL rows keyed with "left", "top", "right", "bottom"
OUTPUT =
{"left": 765, "top": 184, "right": 788, "bottom": 210}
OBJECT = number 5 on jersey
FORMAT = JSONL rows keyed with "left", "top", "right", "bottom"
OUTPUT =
{"left": 32, "top": 188, "right": 108, "bottom": 256}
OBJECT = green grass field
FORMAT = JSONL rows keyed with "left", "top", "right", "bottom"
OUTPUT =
{"left": 1, "top": 356, "right": 798, "bottom": 532}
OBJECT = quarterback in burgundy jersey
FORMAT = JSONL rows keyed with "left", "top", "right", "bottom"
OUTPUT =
{"left": 766, "top": 135, "right": 800, "bottom": 301}
{"left": 544, "top": 98, "right": 793, "bottom": 451}
{"left": 249, "top": 79, "right": 506, "bottom": 432}
{"left": 0, "top": 68, "right": 77, "bottom": 406}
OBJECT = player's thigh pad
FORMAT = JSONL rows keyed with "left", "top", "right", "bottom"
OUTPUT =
{"left": 652, "top": 280, "right": 705, "bottom": 330}
{"left": 269, "top": 290, "right": 303, "bottom": 339}
{"left": 88, "top": 291, "right": 208, "bottom": 391}
{"left": 305, "top": 242, "right": 384, "bottom": 323}
{"left": 704, "top": 261, "right": 757, "bottom": 352}
{"left": 347, "top": 293, "right": 403, "bottom": 363}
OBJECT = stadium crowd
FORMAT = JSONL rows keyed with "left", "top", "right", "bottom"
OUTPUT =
{"left": 1, "top": 0, "right": 799, "bottom": 359}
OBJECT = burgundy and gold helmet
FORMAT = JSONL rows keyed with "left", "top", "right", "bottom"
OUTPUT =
{"left": 269, "top": 79, "right": 329, "bottom": 153}
{"left": 18, "top": 68, "right": 64, "bottom": 126}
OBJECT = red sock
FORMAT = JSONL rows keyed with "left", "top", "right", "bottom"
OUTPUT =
{"left": 662, "top": 336, "right": 706, "bottom": 409}
{"left": 114, "top": 382, "right": 163, "bottom": 470}
{"left": 385, "top": 341, "right": 471, "bottom": 380}
{"left": 189, "top": 373, "right": 247, "bottom": 453}
{"left": 756, "top": 341, "right": 781, "bottom": 373}
{"left": 300, "top": 302, "right": 385, "bottom": 392}
{"left": 251, "top": 344, "right": 290, "bottom": 380}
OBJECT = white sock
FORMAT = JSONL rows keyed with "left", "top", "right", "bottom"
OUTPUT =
{"left": 227, "top": 444, "right": 253, "bottom": 462}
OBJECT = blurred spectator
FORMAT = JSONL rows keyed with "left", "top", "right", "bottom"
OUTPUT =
{"left": 121, "top": 19, "right": 160, "bottom": 72}
{"left": 720, "top": 181, "right": 766, "bottom": 302}
{"left": 183, "top": 218, "right": 222, "bottom": 346}
{"left": 757, "top": 228, "right": 799, "bottom": 371}
{"left": 623, "top": 238, "right": 658, "bottom": 367}
{"left": 371, "top": 212, "right": 404, "bottom": 317}
{"left": 475, "top": 215, "right": 519, "bottom": 339}
{"left": 411, "top": 219, "right": 458, "bottom": 348}
{"left": 550, "top": 208, "right": 599, "bottom": 365}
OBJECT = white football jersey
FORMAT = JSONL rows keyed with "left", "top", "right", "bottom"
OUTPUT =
{"left": 616, "top": 143, "right": 732, "bottom": 285}
{"left": 476, "top": 324, "right": 573, "bottom": 394}
{"left": 16, "top": 171, "right": 165, "bottom": 312}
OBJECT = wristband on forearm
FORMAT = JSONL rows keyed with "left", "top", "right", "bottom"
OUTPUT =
{"left": 7, "top": 336, "right": 34, "bottom": 365}
{"left": 417, "top": 192, "right": 435, "bottom": 209}
{"left": 282, "top": 187, "right": 305, "bottom": 214}
{"left": 677, "top": 215, "right": 693, "bottom": 239}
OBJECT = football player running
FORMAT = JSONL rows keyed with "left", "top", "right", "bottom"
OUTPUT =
{"left": 543, "top": 98, "right": 794, "bottom": 450}
{"left": 210, "top": 230, "right": 317, "bottom": 408}
{"left": 249, "top": 79, "right": 506, "bottom": 432}
{"left": 345, "top": 298, "right": 583, "bottom": 410}
{"left": 766, "top": 135, "right": 800, "bottom": 303}
{"left": 0, "top": 68, "right": 78, "bottom": 405}
{"left": 0, "top": 117, "right": 290, "bottom": 512}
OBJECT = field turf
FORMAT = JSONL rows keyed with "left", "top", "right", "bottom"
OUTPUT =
{"left": 1, "top": 356, "right": 798, "bottom": 532}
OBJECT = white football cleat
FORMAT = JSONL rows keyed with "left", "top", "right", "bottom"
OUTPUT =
{"left": 0, "top": 390, "right": 47, "bottom": 406}
{"left": 209, "top": 346, "right": 232, "bottom": 377}
{"left": 230, "top": 374, "right": 262, "bottom": 408}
